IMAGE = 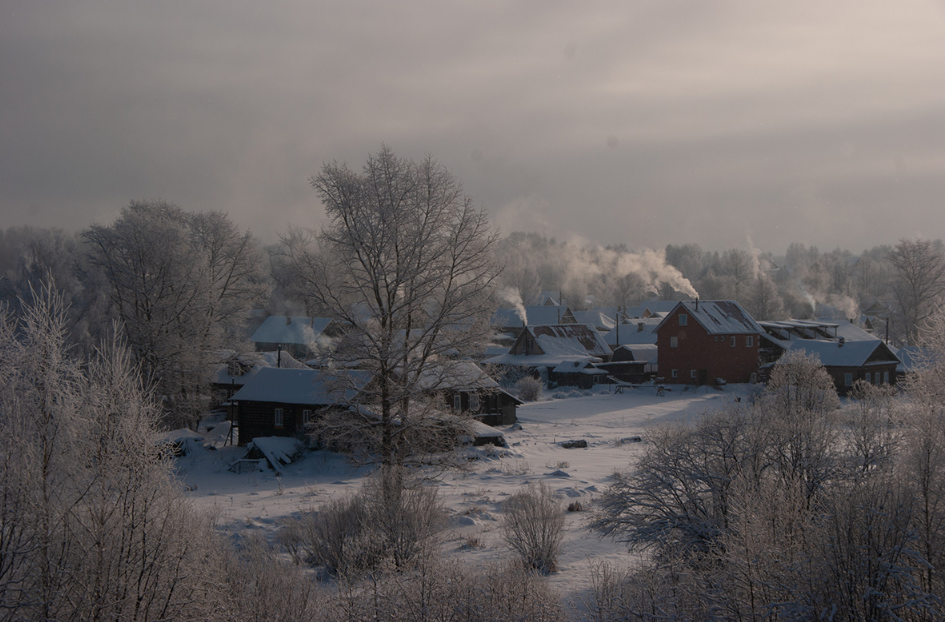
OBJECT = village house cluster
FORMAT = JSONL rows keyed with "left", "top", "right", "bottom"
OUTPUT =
{"left": 218, "top": 293, "right": 905, "bottom": 446}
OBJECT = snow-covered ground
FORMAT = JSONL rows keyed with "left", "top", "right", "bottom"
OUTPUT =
{"left": 178, "top": 383, "right": 759, "bottom": 608}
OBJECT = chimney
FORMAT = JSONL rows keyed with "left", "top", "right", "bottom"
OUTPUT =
{"left": 695, "top": 298, "right": 699, "bottom": 311}
{"left": 286, "top": 316, "right": 291, "bottom": 325}
{"left": 838, "top": 337, "right": 845, "bottom": 348}
{"left": 638, "top": 322, "right": 644, "bottom": 332}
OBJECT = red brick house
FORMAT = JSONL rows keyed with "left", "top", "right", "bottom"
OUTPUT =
{"left": 656, "top": 300, "right": 763, "bottom": 386}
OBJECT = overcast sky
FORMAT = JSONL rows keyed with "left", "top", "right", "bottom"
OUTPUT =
{"left": 3, "top": 1, "right": 945, "bottom": 253}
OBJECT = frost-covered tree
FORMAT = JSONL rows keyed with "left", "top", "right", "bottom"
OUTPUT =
{"left": 83, "top": 201, "right": 268, "bottom": 427}
{"left": 0, "top": 287, "right": 224, "bottom": 620}
{"left": 889, "top": 237, "right": 945, "bottom": 345}
{"left": 283, "top": 147, "right": 500, "bottom": 465}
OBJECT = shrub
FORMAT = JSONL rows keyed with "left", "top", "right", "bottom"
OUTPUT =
{"left": 293, "top": 466, "right": 446, "bottom": 576}
{"left": 501, "top": 482, "right": 565, "bottom": 574}
{"left": 516, "top": 375, "right": 544, "bottom": 401}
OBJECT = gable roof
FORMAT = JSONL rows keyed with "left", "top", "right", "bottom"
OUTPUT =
{"left": 417, "top": 360, "right": 500, "bottom": 391}
{"left": 483, "top": 324, "right": 610, "bottom": 367}
{"left": 251, "top": 316, "right": 337, "bottom": 346}
{"left": 760, "top": 319, "right": 880, "bottom": 351}
{"left": 528, "top": 324, "right": 611, "bottom": 357}
{"left": 232, "top": 367, "right": 371, "bottom": 405}
{"left": 603, "top": 318, "right": 660, "bottom": 346}
{"left": 213, "top": 349, "right": 308, "bottom": 385}
{"left": 491, "top": 305, "right": 575, "bottom": 328}
{"left": 611, "top": 344, "right": 658, "bottom": 363}
{"left": 784, "top": 339, "right": 900, "bottom": 368}
{"left": 573, "top": 310, "right": 616, "bottom": 331}
{"left": 657, "top": 300, "right": 763, "bottom": 335}
{"left": 625, "top": 301, "right": 681, "bottom": 318}
{"left": 533, "top": 291, "right": 561, "bottom": 306}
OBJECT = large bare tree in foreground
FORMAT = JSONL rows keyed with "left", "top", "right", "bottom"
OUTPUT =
{"left": 284, "top": 147, "right": 500, "bottom": 465}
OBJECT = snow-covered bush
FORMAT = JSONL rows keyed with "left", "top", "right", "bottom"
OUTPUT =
{"left": 501, "top": 481, "right": 565, "bottom": 574}
{"left": 294, "top": 466, "right": 446, "bottom": 576}
{"left": 516, "top": 375, "right": 544, "bottom": 401}
{"left": 325, "top": 558, "right": 565, "bottom": 622}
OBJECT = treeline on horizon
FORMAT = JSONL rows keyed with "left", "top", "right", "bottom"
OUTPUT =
{"left": 1, "top": 220, "right": 937, "bottom": 345}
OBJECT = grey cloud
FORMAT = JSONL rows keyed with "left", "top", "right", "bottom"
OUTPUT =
{"left": 2, "top": 0, "right": 945, "bottom": 253}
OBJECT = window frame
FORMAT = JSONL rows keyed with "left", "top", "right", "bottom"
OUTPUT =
{"left": 274, "top": 407, "right": 284, "bottom": 428}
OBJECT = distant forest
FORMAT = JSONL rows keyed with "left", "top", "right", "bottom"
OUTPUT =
{"left": 1, "top": 221, "right": 942, "bottom": 354}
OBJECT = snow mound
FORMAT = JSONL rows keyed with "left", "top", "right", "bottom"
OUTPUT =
{"left": 248, "top": 437, "right": 302, "bottom": 474}
{"left": 203, "top": 421, "right": 232, "bottom": 446}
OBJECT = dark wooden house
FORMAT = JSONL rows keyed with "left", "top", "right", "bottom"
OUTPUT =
{"left": 595, "top": 344, "right": 658, "bottom": 383}
{"left": 231, "top": 367, "right": 371, "bottom": 445}
{"left": 421, "top": 361, "right": 521, "bottom": 426}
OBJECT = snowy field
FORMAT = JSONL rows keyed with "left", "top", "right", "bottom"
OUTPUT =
{"left": 178, "top": 384, "right": 759, "bottom": 609}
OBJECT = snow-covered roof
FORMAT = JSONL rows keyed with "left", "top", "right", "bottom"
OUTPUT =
{"left": 759, "top": 319, "right": 878, "bottom": 351}
{"left": 232, "top": 367, "right": 371, "bottom": 405}
{"left": 417, "top": 360, "right": 500, "bottom": 391}
{"left": 614, "top": 344, "right": 658, "bottom": 362}
{"left": 658, "top": 301, "right": 763, "bottom": 335}
{"left": 251, "top": 316, "right": 336, "bottom": 346}
{"left": 533, "top": 291, "right": 561, "bottom": 306}
{"left": 625, "top": 301, "right": 681, "bottom": 318}
{"left": 603, "top": 319, "right": 660, "bottom": 346}
{"left": 784, "top": 339, "right": 900, "bottom": 368}
{"left": 213, "top": 350, "right": 308, "bottom": 385}
{"left": 573, "top": 310, "right": 615, "bottom": 331}
{"left": 530, "top": 324, "right": 611, "bottom": 357}
{"left": 483, "top": 352, "right": 599, "bottom": 367}
{"left": 552, "top": 360, "right": 602, "bottom": 375}
{"left": 491, "top": 305, "right": 573, "bottom": 328}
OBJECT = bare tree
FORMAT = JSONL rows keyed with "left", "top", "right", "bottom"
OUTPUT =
{"left": 83, "top": 201, "right": 268, "bottom": 426}
{"left": 889, "top": 237, "right": 945, "bottom": 345}
{"left": 744, "top": 273, "right": 786, "bottom": 321}
{"left": 0, "top": 287, "right": 225, "bottom": 621}
{"left": 284, "top": 147, "right": 500, "bottom": 465}
{"left": 501, "top": 482, "right": 565, "bottom": 574}
{"left": 720, "top": 249, "right": 754, "bottom": 302}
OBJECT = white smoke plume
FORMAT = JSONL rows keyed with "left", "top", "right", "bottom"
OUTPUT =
{"left": 556, "top": 239, "right": 699, "bottom": 300}
{"left": 499, "top": 287, "right": 528, "bottom": 324}
{"left": 746, "top": 234, "right": 764, "bottom": 280}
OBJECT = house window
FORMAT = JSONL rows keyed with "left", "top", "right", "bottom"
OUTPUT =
{"left": 469, "top": 393, "right": 480, "bottom": 412}
{"left": 670, "top": 336, "right": 678, "bottom": 348}
{"left": 690, "top": 370, "right": 698, "bottom": 379}
{"left": 844, "top": 374, "right": 853, "bottom": 387}
{"left": 865, "top": 372, "right": 871, "bottom": 384}
{"left": 671, "top": 369, "right": 678, "bottom": 378}
{"left": 274, "top": 408, "right": 284, "bottom": 428}
{"left": 731, "top": 336, "right": 736, "bottom": 347}
{"left": 884, "top": 371, "right": 890, "bottom": 384}
{"left": 302, "top": 409, "right": 312, "bottom": 426}
{"left": 453, "top": 394, "right": 462, "bottom": 411}
{"left": 678, "top": 314, "right": 688, "bottom": 326}
{"left": 746, "top": 336, "right": 754, "bottom": 347}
